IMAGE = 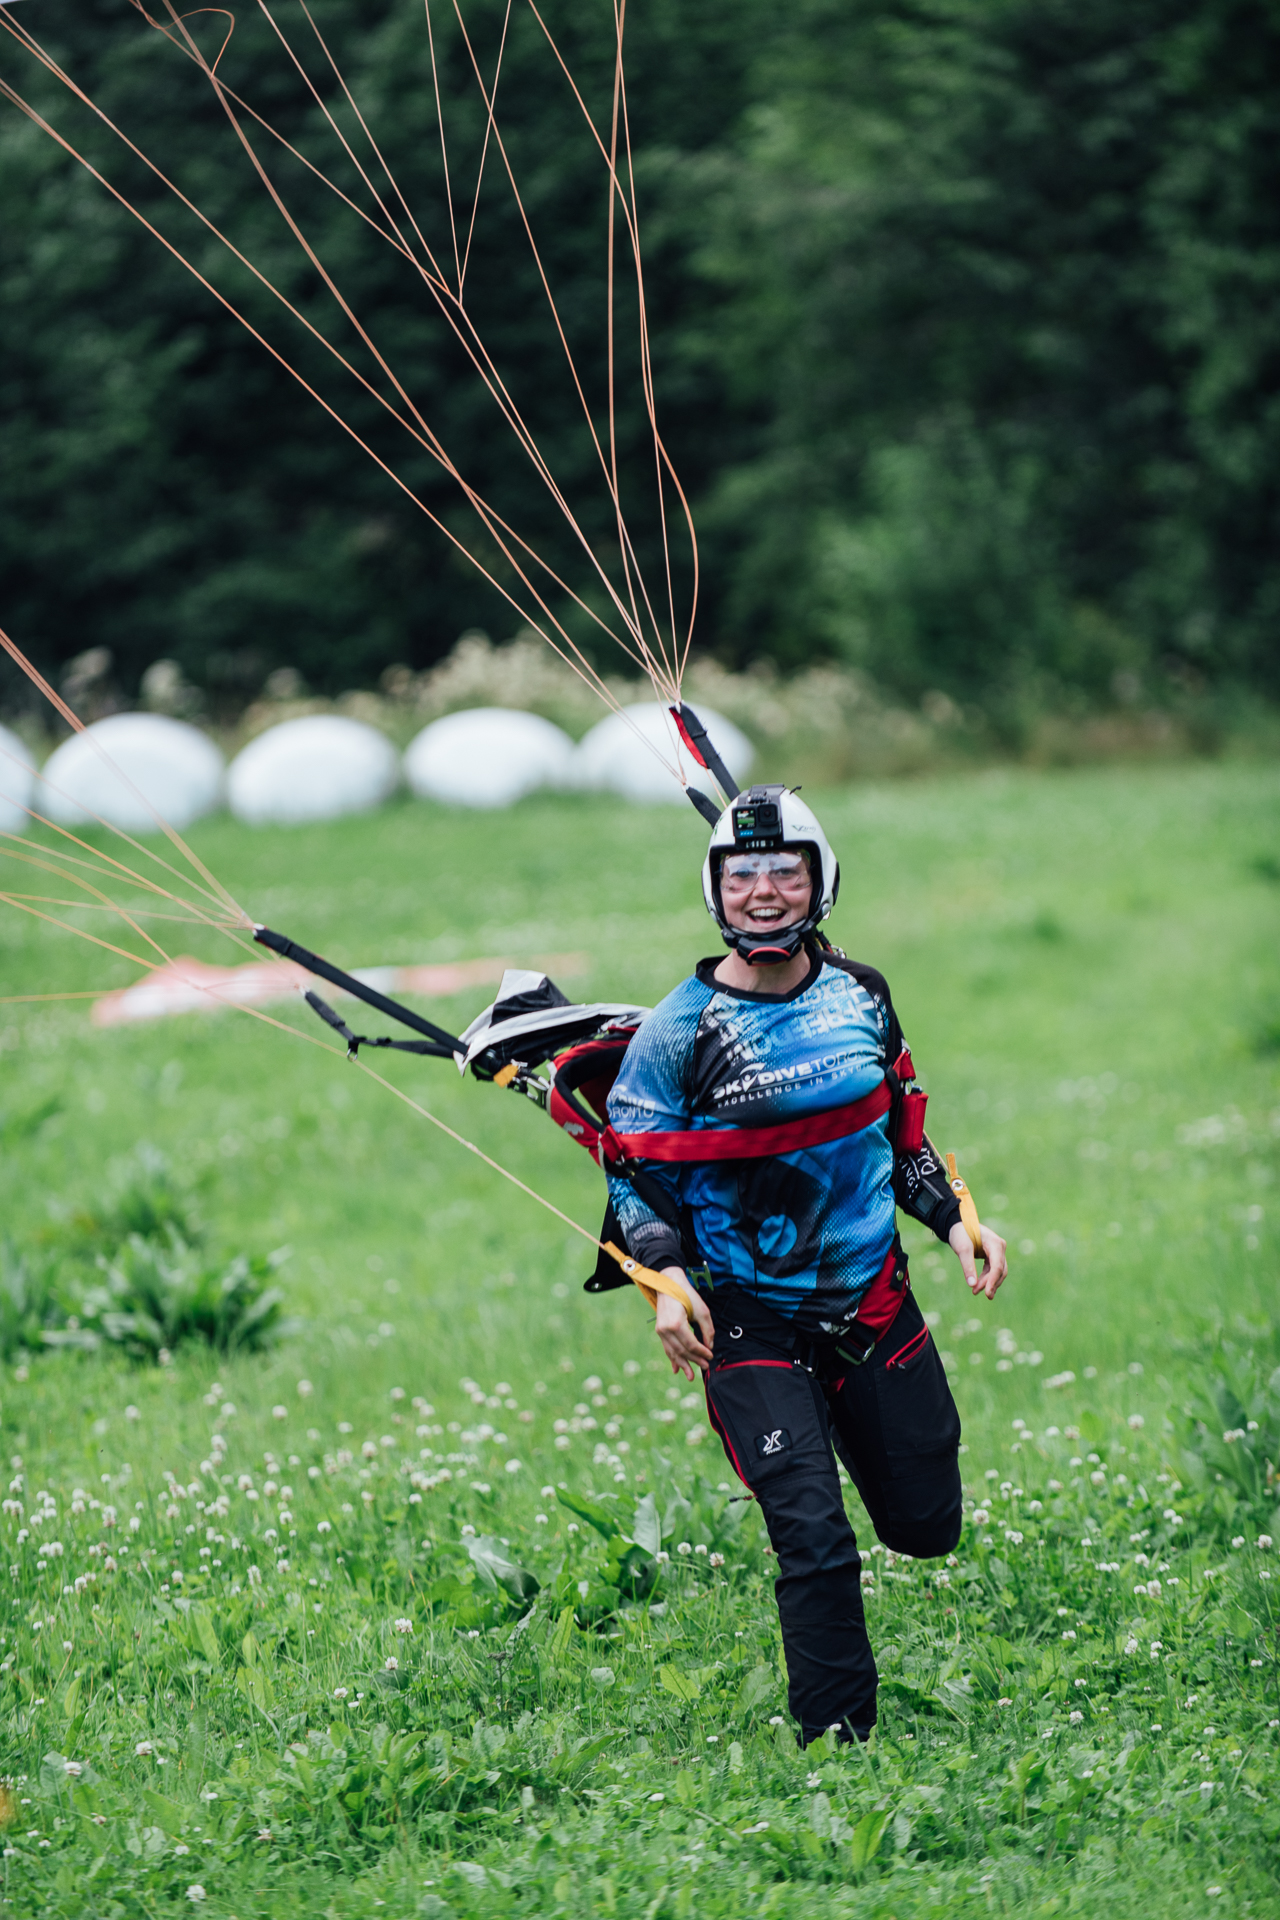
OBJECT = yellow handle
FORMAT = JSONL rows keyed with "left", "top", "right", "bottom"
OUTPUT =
{"left": 945, "top": 1154, "right": 983, "bottom": 1253}
{"left": 602, "top": 1241, "right": 696, "bottom": 1320}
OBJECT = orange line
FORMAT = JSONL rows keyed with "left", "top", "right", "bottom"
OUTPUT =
{"left": 423, "top": 0, "right": 462, "bottom": 293}
{"left": 460, "top": 0, "right": 511, "bottom": 292}
{"left": 0, "top": 63, "right": 653, "bottom": 737}
{"left": 0, "top": 991, "right": 107, "bottom": 1004}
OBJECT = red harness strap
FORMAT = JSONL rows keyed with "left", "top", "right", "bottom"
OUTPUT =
{"left": 601, "top": 1077, "right": 892, "bottom": 1166}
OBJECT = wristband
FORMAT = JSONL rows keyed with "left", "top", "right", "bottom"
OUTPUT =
{"left": 601, "top": 1242, "right": 696, "bottom": 1320}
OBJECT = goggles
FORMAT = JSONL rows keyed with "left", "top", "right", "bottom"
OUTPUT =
{"left": 720, "top": 850, "right": 812, "bottom": 891}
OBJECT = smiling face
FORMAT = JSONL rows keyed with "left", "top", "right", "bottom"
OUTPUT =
{"left": 718, "top": 849, "right": 813, "bottom": 936}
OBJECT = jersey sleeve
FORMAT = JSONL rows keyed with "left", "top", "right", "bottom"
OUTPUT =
{"left": 828, "top": 955, "right": 962, "bottom": 1246}
{"left": 603, "top": 978, "right": 708, "bottom": 1273}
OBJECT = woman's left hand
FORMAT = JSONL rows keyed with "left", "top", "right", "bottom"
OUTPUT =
{"left": 949, "top": 1219, "right": 1008, "bottom": 1300}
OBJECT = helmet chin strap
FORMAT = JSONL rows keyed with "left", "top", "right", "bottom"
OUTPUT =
{"left": 725, "top": 917, "right": 815, "bottom": 966}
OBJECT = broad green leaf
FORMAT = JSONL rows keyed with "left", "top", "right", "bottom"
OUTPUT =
{"left": 191, "top": 1609, "right": 220, "bottom": 1668}
{"left": 735, "top": 1665, "right": 777, "bottom": 1717}
{"left": 556, "top": 1489, "right": 621, "bottom": 1540}
{"left": 549, "top": 1604, "right": 575, "bottom": 1664}
{"left": 141, "top": 1790, "right": 184, "bottom": 1835}
{"left": 850, "top": 1804, "right": 890, "bottom": 1869}
{"left": 658, "top": 1664, "right": 700, "bottom": 1703}
{"left": 466, "top": 1533, "right": 539, "bottom": 1601}
{"left": 632, "top": 1492, "right": 661, "bottom": 1555}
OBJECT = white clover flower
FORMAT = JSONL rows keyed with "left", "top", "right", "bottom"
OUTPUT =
{"left": 1069, "top": 1710, "right": 1084, "bottom": 1724}
{"left": 1124, "top": 1637, "right": 1139, "bottom": 1656}
{"left": 185, "top": 1885, "right": 206, "bottom": 1903}
{"left": 1061, "top": 1630, "right": 1076, "bottom": 1641}
{"left": 709, "top": 1552, "right": 725, "bottom": 1568}
{"left": 1258, "top": 1535, "right": 1273, "bottom": 1549}
{"left": 384, "top": 1656, "right": 399, "bottom": 1672}
{"left": 135, "top": 1740, "right": 154, "bottom": 1757}
{"left": 1231, "top": 1536, "right": 1245, "bottom": 1549}
{"left": 393, "top": 1617, "right": 413, "bottom": 1634}
{"left": 333, "top": 1687, "right": 349, "bottom": 1699}
{"left": 971, "top": 1508, "right": 991, "bottom": 1526}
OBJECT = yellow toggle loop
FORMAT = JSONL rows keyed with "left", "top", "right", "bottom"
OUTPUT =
{"left": 945, "top": 1153, "right": 983, "bottom": 1253}
{"left": 602, "top": 1241, "right": 696, "bottom": 1320}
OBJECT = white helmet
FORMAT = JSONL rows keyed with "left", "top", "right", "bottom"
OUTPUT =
{"left": 701, "top": 784, "right": 840, "bottom": 965}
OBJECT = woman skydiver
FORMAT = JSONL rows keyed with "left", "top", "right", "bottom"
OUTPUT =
{"left": 603, "top": 783, "right": 1008, "bottom": 1745}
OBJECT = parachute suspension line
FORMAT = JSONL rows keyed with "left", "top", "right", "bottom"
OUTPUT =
{"left": 12, "top": 7, "right": 689, "bottom": 765}
{"left": 0, "top": 14, "right": 701, "bottom": 786}
{"left": 422, "top": 0, "right": 463, "bottom": 293}
{"left": 261, "top": 0, "right": 678, "bottom": 703}
{"left": 612, "top": 0, "right": 693, "bottom": 685}
{"left": 284, "top": 7, "right": 676, "bottom": 725}
{"left": 0, "top": 50, "right": 676, "bottom": 774}
{"left": 0, "top": 848, "right": 236, "bottom": 963}
{"left": 527, "top": 0, "right": 700, "bottom": 684}
{"left": 0, "top": 822, "right": 246, "bottom": 942}
{"left": 264, "top": 0, "right": 449, "bottom": 289}
{"left": 352, "top": 1057, "right": 604, "bottom": 1252}
{"left": 136, "top": 4, "right": 429, "bottom": 270}
{"left": 261, "top": 0, "right": 675, "bottom": 695}
{"left": 458, "top": 0, "right": 513, "bottom": 293}
{"left": 0, "top": 892, "right": 244, "bottom": 928}
{"left": 0, "top": 894, "right": 170, "bottom": 975}
{"left": 603, "top": 0, "right": 655, "bottom": 693}
{"left": 0, "top": 623, "right": 247, "bottom": 925}
{"left": 447, "top": 0, "right": 681, "bottom": 703}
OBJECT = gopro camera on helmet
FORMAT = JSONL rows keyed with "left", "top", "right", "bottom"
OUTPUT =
{"left": 702, "top": 785, "right": 840, "bottom": 966}
{"left": 731, "top": 788, "right": 785, "bottom": 846}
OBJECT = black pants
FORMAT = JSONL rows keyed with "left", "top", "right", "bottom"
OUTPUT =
{"left": 704, "top": 1284, "right": 962, "bottom": 1744}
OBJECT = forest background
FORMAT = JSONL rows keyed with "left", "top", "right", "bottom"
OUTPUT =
{"left": 2, "top": 0, "right": 1278, "bottom": 746}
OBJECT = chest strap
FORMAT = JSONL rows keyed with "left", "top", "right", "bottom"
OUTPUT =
{"left": 602, "top": 1077, "right": 892, "bottom": 1166}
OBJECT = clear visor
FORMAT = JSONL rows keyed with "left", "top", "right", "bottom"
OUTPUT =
{"left": 720, "top": 849, "right": 812, "bottom": 890}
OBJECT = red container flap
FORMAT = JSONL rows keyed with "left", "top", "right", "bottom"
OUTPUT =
{"left": 895, "top": 1087, "right": 928, "bottom": 1153}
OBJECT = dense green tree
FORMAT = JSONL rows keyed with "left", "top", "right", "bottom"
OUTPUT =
{"left": 678, "top": 0, "right": 1280, "bottom": 713}
{"left": 0, "top": 0, "right": 763, "bottom": 707}
{"left": 1, "top": 0, "right": 1277, "bottom": 716}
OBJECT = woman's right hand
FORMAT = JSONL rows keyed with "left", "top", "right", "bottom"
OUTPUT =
{"left": 654, "top": 1270, "right": 715, "bottom": 1380}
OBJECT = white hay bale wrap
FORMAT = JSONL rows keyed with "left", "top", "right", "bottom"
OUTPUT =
{"left": 404, "top": 707, "right": 575, "bottom": 809}
{"left": 37, "top": 714, "right": 225, "bottom": 833}
{"left": 228, "top": 715, "right": 398, "bottom": 826}
{"left": 573, "top": 701, "right": 753, "bottom": 806}
{"left": 0, "top": 724, "right": 36, "bottom": 835}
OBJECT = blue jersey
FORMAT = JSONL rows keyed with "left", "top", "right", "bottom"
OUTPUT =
{"left": 605, "top": 950, "right": 957, "bottom": 1334}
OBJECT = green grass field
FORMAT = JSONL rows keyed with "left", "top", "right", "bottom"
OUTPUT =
{"left": 1, "top": 759, "right": 1278, "bottom": 1918}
